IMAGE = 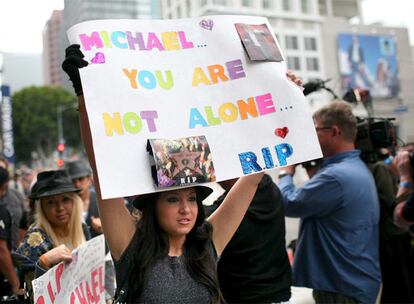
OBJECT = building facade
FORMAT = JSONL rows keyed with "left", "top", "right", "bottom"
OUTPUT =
{"left": 63, "top": 0, "right": 159, "bottom": 31}
{"left": 43, "top": 10, "right": 64, "bottom": 86}
{"left": 160, "top": 0, "right": 414, "bottom": 142}
{"left": 161, "top": 0, "right": 328, "bottom": 83}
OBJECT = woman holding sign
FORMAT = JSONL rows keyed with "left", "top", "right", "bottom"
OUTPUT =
{"left": 62, "top": 44, "right": 265, "bottom": 303}
{"left": 14, "top": 170, "right": 90, "bottom": 299}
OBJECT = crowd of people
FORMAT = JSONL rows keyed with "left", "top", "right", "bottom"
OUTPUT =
{"left": 0, "top": 158, "right": 119, "bottom": 303}
{"left": 0, "top": 44, "right": 413, "bottom": 304}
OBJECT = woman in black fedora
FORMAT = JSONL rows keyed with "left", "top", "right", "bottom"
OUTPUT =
{"left": 62, "top": 45, "right": 267, "bottom": 303}
{"left": 14, "top": 170, "right": 90, "bottom": 297}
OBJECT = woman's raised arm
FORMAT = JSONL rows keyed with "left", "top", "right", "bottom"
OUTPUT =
{"left": 207, "top": 172, "right": 263, "bottom": 256}
{"left": 62, "top": 44, "right": 136, "bottom": 260}
{"left": 77, "top": 94, "right": 136, "bottom": 260}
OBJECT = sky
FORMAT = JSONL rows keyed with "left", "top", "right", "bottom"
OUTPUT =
{"left": 0, "top": 0, "right": 413, "bottom": 53}
{"left": 0, "top": 0, "right": 64, "bottom": 53}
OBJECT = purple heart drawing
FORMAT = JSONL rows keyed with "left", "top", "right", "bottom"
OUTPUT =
{"left": 90, "top": 52, "right": 105, "bottom": 64}
{"left": 199, "top": 19, "right": 214, "bottom": 31}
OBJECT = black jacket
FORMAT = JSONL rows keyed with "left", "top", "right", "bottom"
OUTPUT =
{"left": 205, "top": 174, "right": 292, "bottom": 303}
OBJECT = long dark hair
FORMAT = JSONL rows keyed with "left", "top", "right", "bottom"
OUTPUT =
{"left": 127, "top": 190, "right": 223, "bottom": 303}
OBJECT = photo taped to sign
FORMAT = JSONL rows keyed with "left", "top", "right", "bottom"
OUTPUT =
{"left": 235, "top": 23, "right": 283, "bottom": 62}
{"left": 147, "top": 136, "right": 216, "bottom": 188}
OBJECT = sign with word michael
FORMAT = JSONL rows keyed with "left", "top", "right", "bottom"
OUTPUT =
{"left": 67, "top": 16, "right": 322, "bottom": 199}
{"left": 32, "top": 235, "right": 105, "bottom": 304}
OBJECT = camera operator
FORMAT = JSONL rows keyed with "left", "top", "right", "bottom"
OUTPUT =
{"left": 302, "top": 80, "right": 413, "bottom": 302}
{"left": 279, "top": 101, "right": 381, "bottom": 304}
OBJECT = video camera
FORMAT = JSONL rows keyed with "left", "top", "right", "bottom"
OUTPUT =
{"left": 354, "top": 117, "right": 397, "bottom": 163}
{"left": 303, "top": 78, "right": 339, "bottom": 99}
{"left": 341, "top": 87, "right": 397, "bottom": 163}
{"left": 303, "top": 79, "right": 397, "bottom": 163}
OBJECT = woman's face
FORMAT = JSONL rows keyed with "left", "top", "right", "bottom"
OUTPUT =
{"left": 155, "top": 188, "right": 198, "bottom": 237}
{"left": 41, "top": 193, "right": 74, "bottom": 228}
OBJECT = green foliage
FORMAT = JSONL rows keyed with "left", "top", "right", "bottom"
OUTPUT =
{"left": 11, "top": 86, "right": 81, "bottom": 163}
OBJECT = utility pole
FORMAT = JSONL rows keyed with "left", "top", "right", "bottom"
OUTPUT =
{"left": 56, "top": 103, "right": 76, "bottom": 167}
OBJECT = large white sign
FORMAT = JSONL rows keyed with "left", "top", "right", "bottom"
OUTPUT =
{"left": 32, "top": 235, "right": 105, "bottom": 304}
{"left": 67, "top": 16, "right": 322, "bottom": 199}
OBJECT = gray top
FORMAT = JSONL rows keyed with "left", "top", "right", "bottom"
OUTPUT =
{"left": 114, "top": 223, "right": 216, "bottom": 303}
{"left": 138, "top": 254, "right": 210, "bottom": 303}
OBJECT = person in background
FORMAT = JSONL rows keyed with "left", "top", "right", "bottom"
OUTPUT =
{"left": 278, "top": 101, "right": 381, "bottom": 303}
{"left": 394, "top": 149, "right": 414, "bottom": 201}
{"left": 384, "top": 143, "right": 414, "bottom": 179}
{"left": 205, "top": 174, "right": 292, "bottom": 303}
{"left": 391, "top": 145, "right": 414, "bottom": 262}
{"left": 65, "top": 159, "right": 116, "bottom": 302}
{"left": 0, "top": 167, "right": 21, "bottom": 297}
{"left": 365, "top": 153, "right": 413, "bottom": 303}
{"left": 0, "top": 159, "right": 21, "bottom": 194}
{"left": 14, "top": 170, "right": 90, "bottom": 299}
{"left": 19, "top": 167, "right": 36, "bottom": 199}
{"left": 392, "top": 149, "right": 414, "bottom": 301}
{"left": 65, "top": 159, "right": 101, "bottom": 237}
{"left": 394, "top": 192, "right": 414, "bottom": 228}
{"left": 0, "top": 158, "right": 27, "bottom": 250}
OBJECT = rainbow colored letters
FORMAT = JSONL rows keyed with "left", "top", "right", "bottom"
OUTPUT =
{"left": 80, "top": 31, "right": 194, "bottom": 51}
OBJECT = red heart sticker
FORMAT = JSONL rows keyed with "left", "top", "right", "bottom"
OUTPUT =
{"left": 275, "top": 127, "right": 289, "bottom": 138}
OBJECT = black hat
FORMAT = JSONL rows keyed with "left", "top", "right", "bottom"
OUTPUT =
{"left": 133, "top": 185, "right": 213, "bottom": 211}
{"left": 65, "top": 160, "right": 92, "bottom": 179}
{"left": 29, "top": 170, "right": 80, "bottom": 200}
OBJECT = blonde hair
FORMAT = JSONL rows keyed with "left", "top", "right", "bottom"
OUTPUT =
{"left": 35, "top": 192, "right": 85, "bottom": 251}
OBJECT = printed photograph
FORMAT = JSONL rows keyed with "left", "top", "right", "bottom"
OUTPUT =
{"left": 147, "top": 136, "right": 216, "bottom": 188}
{"left": 235, "top": 23, "right": 283, "bottom": 62}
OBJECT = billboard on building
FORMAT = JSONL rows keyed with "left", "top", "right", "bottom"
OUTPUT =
{"left": 337, "top": 33, "right": 399, "bottom": 98}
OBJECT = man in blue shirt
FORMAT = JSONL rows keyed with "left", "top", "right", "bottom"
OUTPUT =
{"left": 278, "top": 101, "right": 381, "bottom": 303}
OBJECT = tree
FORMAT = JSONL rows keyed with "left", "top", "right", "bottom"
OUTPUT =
{"left": 11, "top": 86, "right": 81, "bottom": 164}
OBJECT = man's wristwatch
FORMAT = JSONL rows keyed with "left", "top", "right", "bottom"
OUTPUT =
{"left": 278, "top": 170, "right": 290, "bottom": 179}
